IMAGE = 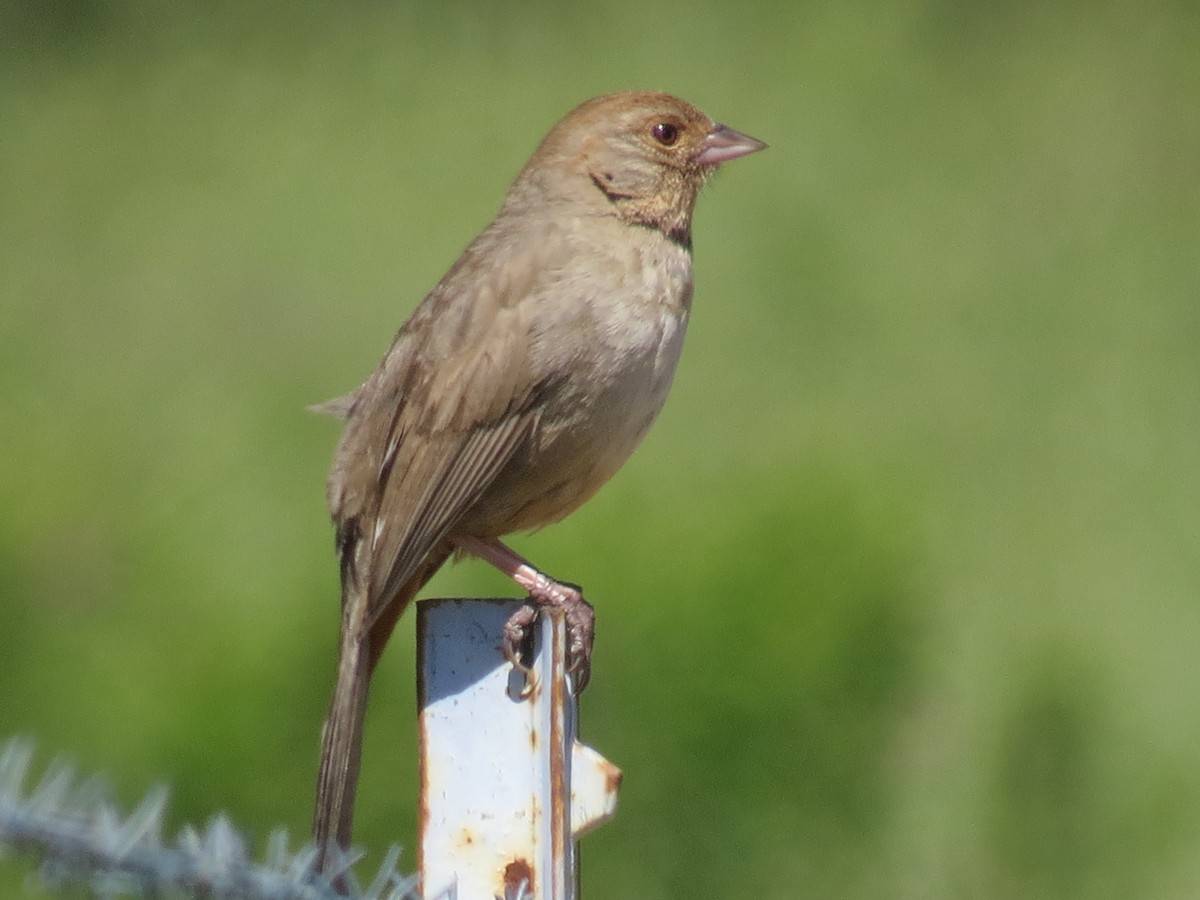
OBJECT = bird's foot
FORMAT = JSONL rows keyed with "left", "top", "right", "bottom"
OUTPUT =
{"left": 502, "top": 575, "right": 594, "bottom": 694}
{"left": 450, "top": 535, "right": 595, "bottom": 694}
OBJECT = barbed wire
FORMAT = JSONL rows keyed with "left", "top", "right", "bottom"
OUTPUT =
{"left": 0, "top": 738, "right": 443, "bottom": 900}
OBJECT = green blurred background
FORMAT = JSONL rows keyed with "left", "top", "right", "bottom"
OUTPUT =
{"left": 2, "top": 1, "right": 1199, "bottom": 897}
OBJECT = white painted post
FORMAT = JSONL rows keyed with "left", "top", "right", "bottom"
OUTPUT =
{"left": 417, "top": 599, "right": 620, "bottom": 900}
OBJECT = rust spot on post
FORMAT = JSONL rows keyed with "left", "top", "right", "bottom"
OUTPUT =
{"left": 547, "top": 607, "right": 568, "bottom": 888}
{"left": 504, "top": 858, "right": 534, "bottom": 896}
{"left": 606, "top": 765, "right": 623, "bottom": 795}
{"left": 416, "top": 602, "right": 431, "bottom": 879}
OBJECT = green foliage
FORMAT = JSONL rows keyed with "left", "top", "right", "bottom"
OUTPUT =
{"left": 3, "top": 1, "right": 1199, "bottom": 897}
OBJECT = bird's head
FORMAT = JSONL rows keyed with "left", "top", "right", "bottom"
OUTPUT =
{"left": 507, "top": 91, "right": 766, "bottom": 245}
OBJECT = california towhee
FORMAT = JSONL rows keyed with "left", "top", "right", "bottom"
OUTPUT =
{"left": 312, "top": 90, "right": 764, "bottom": 865}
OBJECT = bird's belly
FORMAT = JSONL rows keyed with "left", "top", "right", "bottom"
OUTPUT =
{"left": 465, "top": 306, "right": 687, "bottom": 535}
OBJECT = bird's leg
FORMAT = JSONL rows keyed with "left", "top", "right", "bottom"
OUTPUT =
{"left": 452, "top": 535, "right": 594, "bottom": 693}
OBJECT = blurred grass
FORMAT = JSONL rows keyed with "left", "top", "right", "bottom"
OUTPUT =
{"left": 3, "top": 0, "right": 1200, "bottom": 897}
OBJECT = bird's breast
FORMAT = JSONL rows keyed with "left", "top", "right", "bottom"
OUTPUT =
{"left": 464, "top": 230, "right": 693, "bottom": 534}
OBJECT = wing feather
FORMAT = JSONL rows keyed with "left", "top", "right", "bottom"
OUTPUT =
{"left": 362, "top": 406, "right": 538, "bottom": 631}
{"left": 324, "top": 218, "right": 572, "bottom": 637}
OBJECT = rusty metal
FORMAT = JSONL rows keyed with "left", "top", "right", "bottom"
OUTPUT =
{"left": 417, "top": 598, "right": 620, "bottom": 899}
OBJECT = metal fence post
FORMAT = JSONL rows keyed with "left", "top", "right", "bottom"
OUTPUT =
{"left": 417, "top": 598, "right": 620, "bottom": 900}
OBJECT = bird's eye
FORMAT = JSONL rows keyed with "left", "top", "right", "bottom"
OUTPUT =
{"left": 651, "top": 122, "right": 680, "bottom": 146}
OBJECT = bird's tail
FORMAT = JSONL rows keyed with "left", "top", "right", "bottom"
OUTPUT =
{"left": 313, "top": 584, "right": 373, "bottom": 873}
{"left": 312, "top": 544, "right": 453, "bottom": 875}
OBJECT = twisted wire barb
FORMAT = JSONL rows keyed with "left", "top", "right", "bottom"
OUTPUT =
{"left": 0, "top": 739, "right": 439, "bottom": 900}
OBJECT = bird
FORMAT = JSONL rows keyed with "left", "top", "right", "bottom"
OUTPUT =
{"left": 311, "top": 90, "right": 765, "bottom": 868}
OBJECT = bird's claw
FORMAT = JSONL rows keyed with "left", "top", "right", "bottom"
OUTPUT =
{"left": 503, "top": 603, "right": 540, "bottom": 698}
{"left": 501, "top": 582, "right": 594, "bottom": 695}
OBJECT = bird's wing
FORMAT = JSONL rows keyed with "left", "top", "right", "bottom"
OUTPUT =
{"left": 327, "top": 228, "right": 564, "bottom": 633}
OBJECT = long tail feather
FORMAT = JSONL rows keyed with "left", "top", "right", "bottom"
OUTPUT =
{"left": 313, "top": 583, "right": 373, "bottom": 869}
{"left": 312, "top": 543, "right": 453, "bottom": 874}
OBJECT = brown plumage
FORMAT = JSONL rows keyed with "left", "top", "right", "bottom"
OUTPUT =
{"left": 312, "top": 90, "right": 764, "bottom": 867}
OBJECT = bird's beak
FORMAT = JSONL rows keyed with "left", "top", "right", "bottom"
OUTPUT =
{"left": 696, "top": 124, "right": 768, "bottom": 166}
